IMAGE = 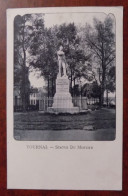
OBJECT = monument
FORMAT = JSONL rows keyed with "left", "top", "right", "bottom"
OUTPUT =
{"left": 47, "top": 46, "right": 79, "bottom": 114}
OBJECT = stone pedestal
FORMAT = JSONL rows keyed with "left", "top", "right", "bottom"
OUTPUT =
{"left": 47, "top": 76, "right": 79, "bottom": 114}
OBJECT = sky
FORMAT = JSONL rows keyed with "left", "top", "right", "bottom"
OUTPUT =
{"left": 44, "top": 12, "right": 107, "bottom": 28}
{"left": 29, "top": 70, "right": 45, "bottom": 88}
{"left": 29, "top": 12, "right": 114, "bottom": 88}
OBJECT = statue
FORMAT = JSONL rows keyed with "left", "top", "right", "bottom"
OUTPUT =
{"left": 47, "top": 45, "right": 80, "bottom": 114}
{"left": 57, "top": 45, "right": 67, "bottom": 77}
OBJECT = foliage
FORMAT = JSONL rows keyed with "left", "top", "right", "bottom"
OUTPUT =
{"left": 106, "top": 66, "right": 115, "bottom": 93}
{"left": 14, "top": 14, "right": 116, "bottom": 109}
{"left": 82, "top": 82, "right": 101, "bottom": 98}
{"left": 82, "top": 16, "right": 115, "bottom": 105}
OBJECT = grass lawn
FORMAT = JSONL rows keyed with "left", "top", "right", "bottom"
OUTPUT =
{"left": 14, "top": 108, "right": 116, "bottom": 141}
{"left": 14, "top": 108, "right": 115, "bottom": 130}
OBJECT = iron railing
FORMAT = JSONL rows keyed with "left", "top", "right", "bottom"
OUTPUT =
{"left": 39, "top": 97, "right": 100, "bottom": 111}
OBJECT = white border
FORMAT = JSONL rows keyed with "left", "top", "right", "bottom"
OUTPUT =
{"left": 7, "top": 7, "right": 123, "bottom": 190}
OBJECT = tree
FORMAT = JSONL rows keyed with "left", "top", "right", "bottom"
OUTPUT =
{"left": 30, "top": 27, "right": 58, "bottom": 98}
{"left": 14, "top": 14, "right": 45, "bottom": 111}
{"left": 82, "top": 81, "right": 100, "bottom": 99}
{"left": 83, "top": 16, "right": 115, "bottom": 106}
{"left": 105, "top": 65, "right": 116, "bottom": 106}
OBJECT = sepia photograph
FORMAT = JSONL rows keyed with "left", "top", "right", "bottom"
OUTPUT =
{"left": 13, "top": 12, "right": 116, "bottom": 141}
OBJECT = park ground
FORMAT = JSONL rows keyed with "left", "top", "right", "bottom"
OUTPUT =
{"left": 14, "top": 108, "right": 116, "bottom": 141}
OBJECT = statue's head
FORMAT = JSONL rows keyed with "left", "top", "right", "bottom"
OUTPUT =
{"left": 59, "top": 45, "right": 63, "bottom": 51}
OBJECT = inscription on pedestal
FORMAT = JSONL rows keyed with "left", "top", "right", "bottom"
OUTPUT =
{"left": 56, "top": 78, "right": 69, "bottom": 85}
{"left": 56, "top": 78, "right": 69, "bottom": 93}
{"left": 56, "top": 86, "right": 69, "bottom": 92}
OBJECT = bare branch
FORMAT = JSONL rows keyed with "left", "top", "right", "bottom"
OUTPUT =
{"left": 106, "top": 56, "right": 115, "bottom": 66}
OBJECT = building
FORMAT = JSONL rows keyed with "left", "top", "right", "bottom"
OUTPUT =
{"left": 29, "top": 88, "right": 40, "bottom": 106}
{"left": 29, "top": 87, "right": 47, "bottom": 106}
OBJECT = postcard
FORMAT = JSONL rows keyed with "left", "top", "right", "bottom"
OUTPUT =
{"left": 7, "top": 6, "right": 123, "bottom": 190}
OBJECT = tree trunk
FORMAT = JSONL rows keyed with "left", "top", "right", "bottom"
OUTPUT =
{"left": 100, "top": 69, "right": 105, "bottom": 107}
{"left": 73, "top": 77, "right": 76, "bottom": 97}
{"left": 21, "top": 23, "right": 29, "bottom": 112}
{"left": 51, "top": 77, "right": 54, "bottom": 97}
{"left": 22, "top": 46, "right": 27, "bottom": 112}
{"left": 48, "top": 77, "right": 50, "bottom": 107}
{"left": 22, "top": 66, "right": 26, "bottom": 111}
{"left": 100, "top": 88, "right": 104, "bottom": 106}
{"left": 70, "top": 68, "right": 73, "bottom": 96}
{"left": 106, "top": 89, "right": 109, "bottom": 107}
{"left": 100, "top": 81, "right": 105, "bottom": 107}
{"left": 100, "top": 42, "right": 105, "bottom": 107}
{"left": 48, "top": 77, "right": 50, "bottom": 98}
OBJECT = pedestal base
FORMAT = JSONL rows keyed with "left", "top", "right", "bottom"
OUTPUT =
{"left": 47, "top": 107, "right": 80, "bottom": 114}
{"left": 47, "top": 76, "right": 80, "bottom": 114}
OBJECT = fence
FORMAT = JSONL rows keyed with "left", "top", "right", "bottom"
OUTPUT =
{"left": 39, "top": 97, "right": 100, "bottom": 112}
{"left": 14, "top": 97, "right": 39, "bottom": 112}
{"left": 14, "top": 96, "right": 115, "bottom": 112}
